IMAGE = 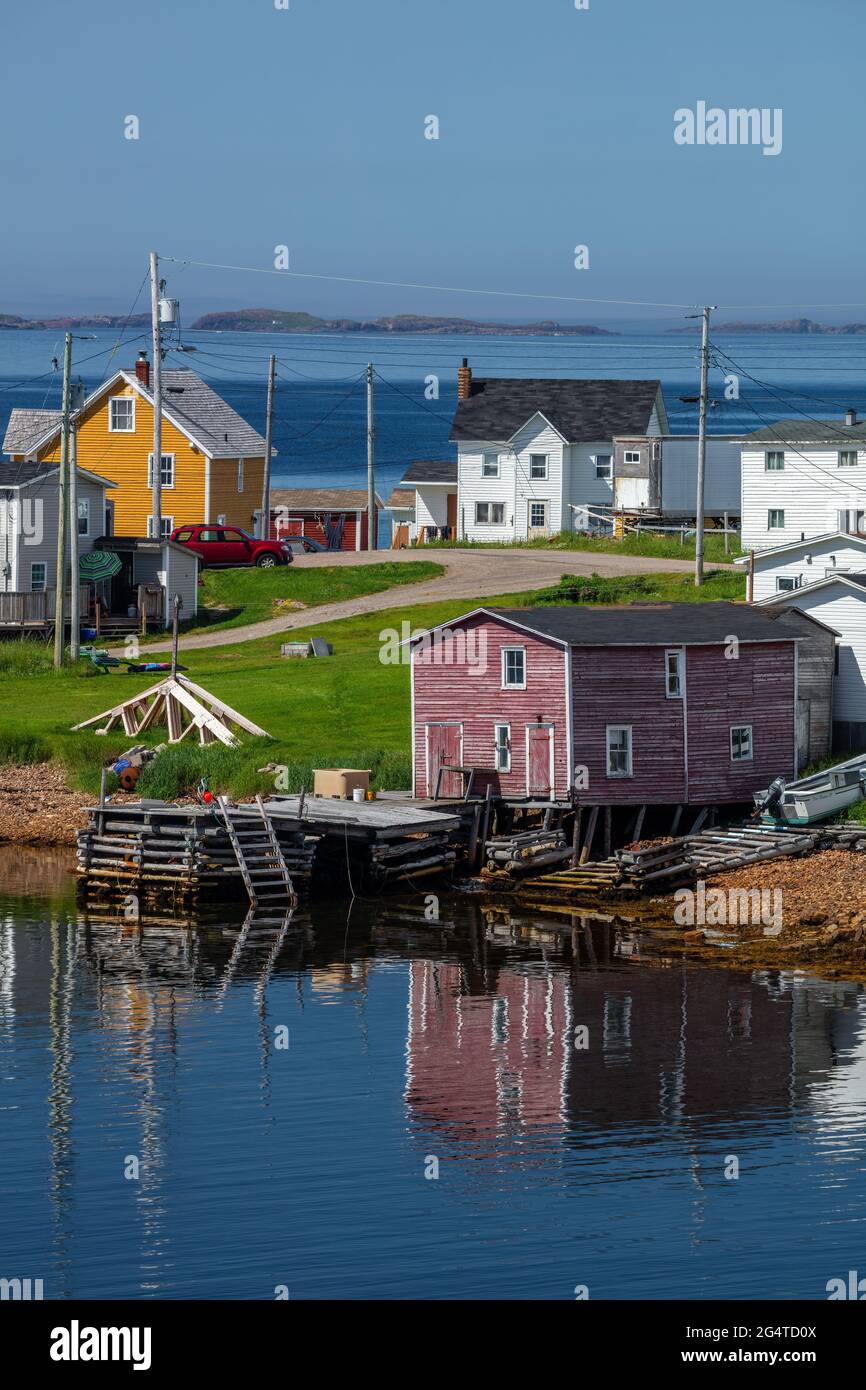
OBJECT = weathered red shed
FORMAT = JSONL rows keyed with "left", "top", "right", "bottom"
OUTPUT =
{"left": 410, "top": 603, "right": 804, "bottom": 805}
{"left": 269, "top": 488, "right": 384, "bottom": 551}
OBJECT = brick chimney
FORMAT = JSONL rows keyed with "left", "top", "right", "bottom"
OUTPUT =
{"left": 846, "top": 407, "right": 858, "bottom": 427}
{"left": 457, "top": 357, "right": 472, "bottom": 400}
{"left": 135, "top": 350, "right": 150, "bottom": 388}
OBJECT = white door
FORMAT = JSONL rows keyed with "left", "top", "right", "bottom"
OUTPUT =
{"left": 527, "top": 500, "right": 550, "bottom": 540}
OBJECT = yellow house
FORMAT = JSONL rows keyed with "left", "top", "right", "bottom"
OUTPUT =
{"left": 2, "top": 352, "right": 271, "bottom": 538}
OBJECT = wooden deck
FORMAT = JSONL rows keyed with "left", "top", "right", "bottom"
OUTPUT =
{"left": 262, "top": 795, "right": 463, "bottom": 840}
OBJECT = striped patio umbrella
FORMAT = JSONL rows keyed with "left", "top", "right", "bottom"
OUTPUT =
{"left": 79, "top": 551, "right": 122, "bottom": 582}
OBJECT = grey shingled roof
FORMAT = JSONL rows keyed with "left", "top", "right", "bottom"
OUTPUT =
{"left": 3, "top": 408, "right": 63, "bottom": 455}
{"left": 0, "top": 460, "right": 115, "bottom": 488}
{"left": 385, "top": 487, "right": 415, "bottom": 508}
{"left": 450, "top": 378, "right": 662, "bottom": 443}
{"left": 744, "top": 418, "right": 866, "bottom": 444}
{"left": 269, "top": 487, "right": 385, "bottom": 511}
{"left": 487, "top": 602, "right": 800, "bottom": 646}
{"left": 141, "top": 370, "right": 270, "bottom": 457}
{"left": 401, "top": 459, "right": 458, "bottom": 484}
{"left": 3, "top": 370, "right": 270, "bottom": 460}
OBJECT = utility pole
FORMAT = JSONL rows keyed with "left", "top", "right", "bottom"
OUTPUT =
{"left": 366, "top": 362, "right": 376, "bottom": 551}
{"left": 260, "top": 354, "right": 276, "bottom": 539}
{"left": 53, "top": 332, "right": 73, "bottom": 667}
{"left": 149, "top": 250, "right": 163, "bottom": 540}
{"left": 68, "top": 389, "right": 83, "bottom": 662}
{"left": 693, "top": 304, "right": 715, "bottom": 588}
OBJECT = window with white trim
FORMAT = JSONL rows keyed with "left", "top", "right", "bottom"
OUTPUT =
{"left": 494, "top": 723, "right": 511, "bottom": 772}
{"left": 768, "top": 509, "right": 785, "bottom": 529}
{"left": 765, "top": 451, "right": 785, "bottom": 471}
{"left": 237, "top": 458, "right": 244, "bottom": 492}
{"left": 839, "top": 450, "right": 858, "bottom": 468}
{"left": 594, "top": 453, "right": 612, "bottom": 479}
{"left": 109, "top": 397, "right": 135, "bottom": 432}
{"left": 529, "top": 501, "right": 547, "bottom": 528}
{"left": 30, "top": 561, "right": 46, "bottom": 592}
{"left": 606, "top": 725, "right": 632, "bottom": 777}
{"left": 529, "top": 453, "right": 548, "bottom": 480}
{"left": 147, "top": 453, "right": 175, "bottom": 488}
{"left": 77, "top": 498, "right": 89, "bottom": 537}
{"left": 776, "top": 576, "right": 801, "bottom": 591}
{"left": 501, "top": 647, "right": 526, "bottom": 689}
{"left": 147, "top": 515, "right": 174, "bottom": 539}
{"left": 730, "top": 724, "right": 753, "bottom": 761}
{"left": 665, "top": 648, "right": 683, "bottom": 698}
{"left": 623, "top": 450, "right": 641, "bottom": 466}
{"left": 481, "top": 452, "right": 500, "bottom": 478}
{"left": 476, "top": 501, "right": 505, "bottom": 525}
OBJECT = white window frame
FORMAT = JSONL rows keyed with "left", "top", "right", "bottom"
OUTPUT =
{"left": 77, "top": 498, "right": 89, "bottom": 537}
{"left": 776, "top": 576, "right": 801, "bottom": 592}
{"left": 147, "top": 452, "right": 175, "bottom": 489}
{"left": 768, "top": 508, "right": 785, "bottom": 530}
{"left": 765, "top": 450, "right": 785, "bottom": 471}
{"left": 595, "top": 453, "right": 613, "bottom": 479}
{"left": 838, "top": 450, "right": 859, "bottom": 468}
{"left": 623, "top": 450, "right": 641, "bottom": 466}
{"left": 494, "top": 723, "right": 511, "bottom": 772}
{"left": 529, "top": 500, "right": 548, "bottom": 529}
{"left": 30, "top": 561, "right": 46, "bottom": 592}
{"left": 529, "top": 453, "right": 548, "bottom": 480}
{"left": 665, "top": 648, "right": 684, "bottom": 698}
{"left": 109, "top": 396, "right": 135, "bottom": 432}
{"left": 481, "top": 451, "right": 500, "bottom": 478}
{"left": 147, "top": 515, "right": 174, "bottom": 539}
{"left": 606, "top": 724, "right": 633, "bottom": 778}
{"left": 237, "top": 458, "right": 245, "bottom": 492}
{"left": 501, "top": 646, "right": 526, "bottom": 690}
{"left": 476, "top": 501, "right": 505, "bottom": 525}
{"left": 730, "top": 724, "right": 753, "bottom": 762}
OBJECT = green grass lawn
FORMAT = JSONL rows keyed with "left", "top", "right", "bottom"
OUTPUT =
{"left": 0, "top": 565, "right": 745, "bottom": 801}
{"left": 149, "top": 558, "right": 443, "bottom": 639}
{"left": 424, "top": 528, "right": 742, "bottom": 562}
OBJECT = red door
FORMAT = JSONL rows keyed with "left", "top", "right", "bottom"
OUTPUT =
{"left": 526, "top": 724, "right": 553, "bottom": 799}
{"left": 426, "top": 723, "right": 462, "bottom": 797}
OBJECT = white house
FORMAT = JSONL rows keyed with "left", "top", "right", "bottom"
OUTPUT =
{"left": 0, "top": 459, "right": 116, "bottom": 597}
{"left": 740, "top": 412, "right": 866, "bottom": 552}
{"left": 758, "top": 573, "right": 866, "bottom": 752}
{"left": 397, "top": 462, "right": 457, "bottom": 541}
{"left": 449, "top": 363, "right": 669, "bottom": 542}
{"left": 735, "top": 531, "right": 866, "bottom": 602}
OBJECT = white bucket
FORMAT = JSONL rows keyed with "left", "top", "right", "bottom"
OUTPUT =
{"left": 352, "top": 787, "right": 366, "bottom": 803}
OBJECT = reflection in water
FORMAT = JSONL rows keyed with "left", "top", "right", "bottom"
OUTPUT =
{"left": 2, "top": 847, "right": 866, "bottom": 1300}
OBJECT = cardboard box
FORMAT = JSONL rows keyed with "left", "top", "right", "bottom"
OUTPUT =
{"left": 313, "top": 768, "right": 371, "bottom": 799}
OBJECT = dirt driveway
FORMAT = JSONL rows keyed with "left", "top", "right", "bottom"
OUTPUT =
{"left": 141, "top": 546, "right": 714, "bottom": 653}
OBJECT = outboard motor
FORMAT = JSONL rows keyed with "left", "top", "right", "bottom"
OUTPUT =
{"left": 755, "top": 776, "right": 786, "bottom": 821}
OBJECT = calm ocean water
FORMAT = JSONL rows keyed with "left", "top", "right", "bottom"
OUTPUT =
{"left": 2, "top": 328, "right": 865, "bottom": 505}
{"left": 2, "top": 848, "right": 866, "bottom": 1301}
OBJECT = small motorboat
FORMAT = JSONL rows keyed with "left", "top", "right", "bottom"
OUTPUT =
{"left": 754, "top": 754, "right": 866, "bottom": 826}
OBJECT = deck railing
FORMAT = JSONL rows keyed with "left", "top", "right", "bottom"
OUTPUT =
{"left": 0, "top": 585, "right": 92, "bottom": 628}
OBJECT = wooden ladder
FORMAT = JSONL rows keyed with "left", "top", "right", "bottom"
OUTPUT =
{"left": 218, "top": 795, "right": 297, "bottom": 912}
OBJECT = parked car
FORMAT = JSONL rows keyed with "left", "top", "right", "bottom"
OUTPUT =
{"left": 170, "top": 525, "right": 294, "bottom": 569}
{"left": 281, "top": 536, "right": 330, "bottom": 555}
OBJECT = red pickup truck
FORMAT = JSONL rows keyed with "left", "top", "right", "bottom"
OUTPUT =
{"left": 170, "top": 525, "right": 294, "bottom": 569}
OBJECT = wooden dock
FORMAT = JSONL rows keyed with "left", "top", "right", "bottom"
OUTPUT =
{"left": 76, "top": 793, "right": 467, "bottom": 905}
{"left": 502, "top": 820, "right": 863, "bottom": 903}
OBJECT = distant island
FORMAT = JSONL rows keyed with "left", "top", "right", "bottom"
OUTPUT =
{"left": 0, "top": 312, "right": 150, "bottom": 330}
{"left": 0, "top": 308, "right": 614, "bottom": 336}
{"left": 670, "top": 317, "right": 866, "bottom": 335}
{"left": 189, "top": 310, "right": 617, "bottom": 336}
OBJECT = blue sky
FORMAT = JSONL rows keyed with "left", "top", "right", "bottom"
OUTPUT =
{"left": 1, "top": 0, "right": 863, "bottom": 323}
